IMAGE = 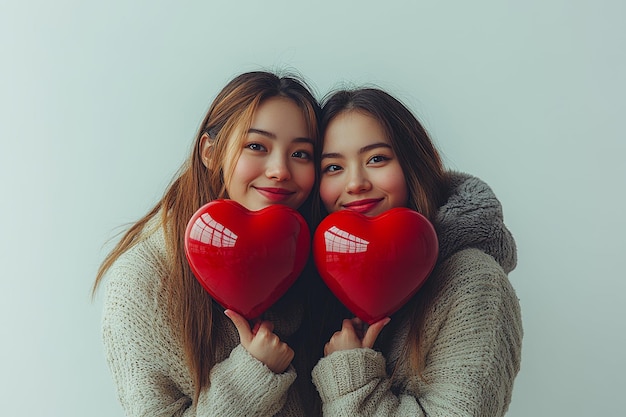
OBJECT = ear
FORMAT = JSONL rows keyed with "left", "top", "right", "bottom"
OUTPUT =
{"left": 200, "top": 133, "right": 213, "bottom": 169}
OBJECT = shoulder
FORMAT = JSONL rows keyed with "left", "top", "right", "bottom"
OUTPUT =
{"left": 108, "top": 224, "right": 168, "bottom": 279}
{"left": 438, "top": 247, "right": 507, "bottom": 280}
{"left": 430, "top": 248, "right": 521, "bottom": 317}
{"left": 420, "top": 247, "right": 523, "bottom": 355}
{"left": 103, "top": 224, "right": 170, "bottom": 311}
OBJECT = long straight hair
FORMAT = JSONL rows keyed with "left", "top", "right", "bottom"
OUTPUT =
{"left": 93, "top": 71, "right": 322, "bottom": 399}
{"left": 320, "top": 88, "right": 448, "bottom": 377}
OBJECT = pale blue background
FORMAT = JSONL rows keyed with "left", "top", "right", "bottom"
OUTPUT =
{"left": 1, "top": 1, "right": 624, "bottom": 416}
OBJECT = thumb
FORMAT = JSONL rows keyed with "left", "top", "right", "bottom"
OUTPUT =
{"left": 362, "top": 317, "right": 391, "bottom": 348}
{"left": 224, "top": 309, "right": 253, "bottom": 344}
{"left": 342, "top": 318, "right": 356, "bottom": 333}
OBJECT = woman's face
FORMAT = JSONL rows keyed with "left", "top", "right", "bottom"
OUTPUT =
{"left": 222, "top": 96, "right": 315, "bottom": 211}
{"left": 320, "top": 111, "right": 408, "bottom": 217}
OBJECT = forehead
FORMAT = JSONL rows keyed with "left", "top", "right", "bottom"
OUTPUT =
{"left": 323, "top": 110, "right": 389, "bottom": 150}
{"left": 252, "top": 97, "right": 307, "bottom": 129}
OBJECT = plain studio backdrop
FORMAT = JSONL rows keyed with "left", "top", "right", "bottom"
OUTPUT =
{"left": 1, "top": 1, "right": 624, "bottom": 416}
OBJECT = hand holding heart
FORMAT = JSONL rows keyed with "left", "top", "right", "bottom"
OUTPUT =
{"left": 224, "top": 309, "right": 294, "bottom": 373}
{"left": 324, "top": 317, "right": 391, "bottom": 356}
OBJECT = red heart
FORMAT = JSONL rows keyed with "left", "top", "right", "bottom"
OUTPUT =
{"left": 313, "top": 208, "right": 438, "bottom": 324}
{"left": 184, "top": 200, "right": 310, "bottom": 319}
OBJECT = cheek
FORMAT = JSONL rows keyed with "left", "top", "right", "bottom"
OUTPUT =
{"left": 228, "top": 154, "right": 258, "bottom": 182}
{"left": 223, "top": 154, "right": 256, "bottom": 197}
{"left": 387, "top": 175, "right": 409, "bottom": 207}
{"left": 377, "top": 166, "right": 409, "bottom": 207}
{"left": 295, "top": 164, "right": 316, "bottom": 194}
{"left": 320, "top": 177, "right": 340, "bottom": 209}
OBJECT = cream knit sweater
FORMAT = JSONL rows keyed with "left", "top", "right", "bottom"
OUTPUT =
{"left": 101, "top": 172, "right": 520, "bottom": 416}
{"left": 312, "top": 248, "right": 522, "bottom": 416}
{"left": 102, "top": 225, "right": 309, "bottom": 416}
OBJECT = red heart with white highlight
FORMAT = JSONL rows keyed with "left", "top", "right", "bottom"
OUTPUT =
{"left": 313, "top": 208, "right": 438, "bottom": 324}
{"left": 185, "top": 200, "right": 310, "bottom": 319}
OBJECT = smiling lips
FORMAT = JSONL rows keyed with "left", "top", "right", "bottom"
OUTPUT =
{"left": 255, "top": 187, "right": 295, "bottom": 202}
{"left": 342, "top": 198, "right": 383, "bottom": 214}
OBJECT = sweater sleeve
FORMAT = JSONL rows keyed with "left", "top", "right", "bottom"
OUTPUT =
{"left": 195, "top": 345, "right": 297, "bottom": 416}
{"left": 311, "top": 249, "right": 523, "bottom": 417}
{"left": 102, "top": 245, "right": 296, "bottom": 417}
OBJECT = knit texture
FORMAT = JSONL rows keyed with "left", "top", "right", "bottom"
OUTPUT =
{"left": 311, "top": 249, "right": 522, "bottom": 416}
{"left": 311, "top": 172, "right": 523, "bottom": 416}
{"left": 102, "top": 226, "right": 307, "bottom": 416}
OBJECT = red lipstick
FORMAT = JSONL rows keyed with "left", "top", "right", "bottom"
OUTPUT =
{"left": 342, "top": 198, "right": 383, "bottom": 214}
{"left": 255, "top": 187, "right": 295, "bottom": 202}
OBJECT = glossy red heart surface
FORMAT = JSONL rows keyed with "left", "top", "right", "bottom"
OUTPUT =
{"left": 185, "top": 200, "right": 310, "bottom": 319}
{"left": 313, "top": 208, "right": 438, "bottom": 324}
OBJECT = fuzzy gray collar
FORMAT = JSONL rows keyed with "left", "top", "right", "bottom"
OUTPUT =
{"left": 434, "top": 172, "right": 517, "bottom": 273}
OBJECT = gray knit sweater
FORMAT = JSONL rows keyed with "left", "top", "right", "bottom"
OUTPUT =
{"left": 101, "top": 172, "right": 521, "bottom": 416}
{"left": 311, "top": 172, "right": 523, "bottom": 416}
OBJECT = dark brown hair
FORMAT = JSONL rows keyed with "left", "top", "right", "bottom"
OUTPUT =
{"left": 320, "top": 87, "right": 447, "bottom": 376}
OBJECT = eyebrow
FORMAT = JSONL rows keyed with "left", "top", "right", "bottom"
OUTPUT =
{"left": 248, "top": 128, "right": 314, "bottom": 145}
{"left": 321, "top": 142, "right": 392, "bottom": 160}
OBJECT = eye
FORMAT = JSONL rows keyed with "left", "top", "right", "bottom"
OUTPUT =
{"left": 245, "top": 143, "right": 267, "bottom": 152}
{"left": 367, "top": 155, "right": 390, "bottom": 164}
{"left": 323, "top": 164, "right": 342, "bottom": 174}
{"left": 292, "top": 150, "right": 312, "bottom": 160}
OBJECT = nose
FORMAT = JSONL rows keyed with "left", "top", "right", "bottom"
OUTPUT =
{"left": 265, "top": 155, "right": 291, "bottom": 181}
{"left": 345, "top": 168, "right": 371, "bottom": 194}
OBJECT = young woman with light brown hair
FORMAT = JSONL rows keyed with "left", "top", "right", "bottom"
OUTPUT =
{"left": 93, "top": 70, "right": 324, "bottom": 416}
